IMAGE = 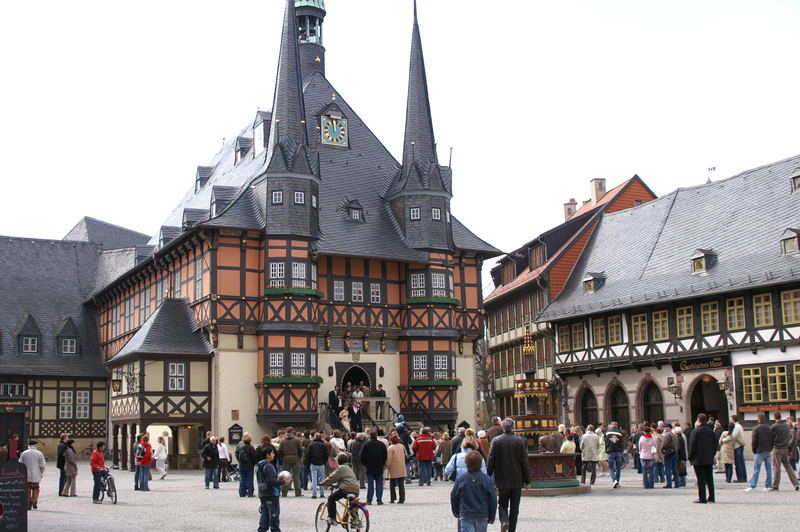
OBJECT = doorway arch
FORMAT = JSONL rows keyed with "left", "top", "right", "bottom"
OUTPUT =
{"left": 608, "top": 386, "right": 630, "bottom": 429}
{"left": 641, "top": 382, "right": 664, "bottom": 424}
{"left": 690, "top": 374, "right": 728, "bottom": 425}
{"left": 578, "top": 388, "right": 599, "bottom": 427}
{"left": 340, "top": 364, "right": 372, "bottom": 389}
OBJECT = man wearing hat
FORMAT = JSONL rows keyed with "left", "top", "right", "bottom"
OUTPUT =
{"left": 662, "top": 424, "right": 680, "bottom": 489}
{"left": 19, "top": 440, "right": 46, "bottom": 509}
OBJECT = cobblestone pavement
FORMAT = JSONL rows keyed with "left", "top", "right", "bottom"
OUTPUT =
{"left": 27, "top": 462, "right": 800, "bottom": 531}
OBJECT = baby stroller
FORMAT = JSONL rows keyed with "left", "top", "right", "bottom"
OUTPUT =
{"left": 226, "top": 461, "right": 241, "bottom": 482}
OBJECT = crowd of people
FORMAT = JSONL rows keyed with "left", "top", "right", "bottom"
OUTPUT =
{"left": 540, "top": 412, "right": 800, "bottom": 503}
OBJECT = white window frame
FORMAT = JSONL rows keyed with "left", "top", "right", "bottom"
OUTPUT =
{"left": 410, "top": 207, "right": 420, "bottom": 220}
{"left": 432, "top": 208, "right": 441, "bottom": 220}
{"left": 0, "top": 383, "right": 25, "bottom": 396}
{"left": 370, "top": 283, "right": 381, "bottom": 304}
{"left": 294, "top": 191, "right": 305, "bottom": 205}
{"left": 59, "top": 390, "right": 73, "bottom": 419}
{"left": 431, "top": 272, "right": 447, "bottom": 297}
{"left": 410, "top": 272, "right": 425, "bottom": 297}
{"left": 139, "top": 287, "right": 151, "bottom": 323}
{"left": 333, "top": 280, "right": 345, "bottom": 301}
{"left": 351, "top": 281, "right": 364, "bottom": 302}
{"left": 351, "top": 208, "right": 361, "bottom": 220}
{"left": 292, "top": 262, "right": 306, "bottom": 280}
{"left": 268, "top": 352, "right": 284, "bottom": 376}
{"left": 75, "top": 390, "right": 90, "bottom": 419}
{"left": 272, "top": 191, "right": 283, "bottom": 204}
{"left": 270, "top": 262, "right": 285, "bottom": 288}
{"left": 22, "top": 336, "right": 38, "bottom": 353}
{"left": 172, "top": 270, "right": 182, "bottom": 298}
{"left": 61, "top": 338, "right": 77, "bottom": 354}
{"left": 168, "top": 362, "right": 186, "bottom": 391}
{"left": 291, "top": 352, "right": 305, "bottom": 375}
{"left": 111, "top": 304, "right": 121, "bottom": 337}
{"left": 311, "top": 264, "right": 318, "bottom": 289}
{"left": 194, "top": 257, "right": 204, "bottom": 300}
{"left": 413, "top": 355, "right": 427, "bottom": 370}
{"left": 311, "top": 194, "right": 318, "bottom": 208}
{"left": 124, "top": 296, "right": 135, "bottom": 331}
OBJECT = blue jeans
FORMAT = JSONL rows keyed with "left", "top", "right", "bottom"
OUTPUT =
{"left": 664, "top": 454, "right": 679, "bottom": 488}
{"left": 205, "top": 467, "right": 219, "bottom": 488}
{"left": 405, "top": 461, "right": 412, "bottom": 483}
{"left": 310, "top": 464, "right": 325, "bottom": 496}
{"left": 366, "top": 473, "right": 384, "bottom": 503}
{"left": 607, "top": 452, "right": 624, "bottom": 484}
{"left": 92, "top": 471, "right": 107, "bottom": 501}
{"left": 458, "top": 519, "right": 489, "bottom": 532}
{"left": 654, "top": 461, "right": 665, "bottom": 483}
{"left": 134, "top": 465, "right": 141, "bottom": 489}
{"left": 418, "top": 460, "right": 433, "bottom": 485}
{"left": 734, "top": 446, "right": 748, "bottom": 482}
{"left": 642, "top": 459, "right": 655, "bottom": 488}
{"left": 259, "top": 496, "right": 280, "bottom": 532}
{"left": 239, "top": 467, "right": 254, "bottom": 497}
{"left": 137, "top": 465, "right": 150, "bottom": 490}
{"left": 749, "top": 451, "right": 772, "bottom": 489}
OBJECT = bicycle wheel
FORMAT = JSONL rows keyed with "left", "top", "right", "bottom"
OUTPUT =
{"left": 315, "top": 502, "right": 331, "bottom": 532}
{"left": 349, "top": 506, "right": 369, "bottom": 532}
{"left": 106, "top": 477, "right": 117, "bottom": 504}
{"left": 97, "top": 481, "right": 105, "bottom": 502}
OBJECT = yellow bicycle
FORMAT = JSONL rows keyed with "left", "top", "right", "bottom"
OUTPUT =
{"left": 315, "top": 486, "right": 370, "bottom": 532}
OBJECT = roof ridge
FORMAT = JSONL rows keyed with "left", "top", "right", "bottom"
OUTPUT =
{"left": 1, "top": 235, "right": 101, "bottom": 248}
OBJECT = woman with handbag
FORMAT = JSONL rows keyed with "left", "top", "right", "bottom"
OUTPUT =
{"left": 385, "top": 434, "right": 407, "bottom": 503}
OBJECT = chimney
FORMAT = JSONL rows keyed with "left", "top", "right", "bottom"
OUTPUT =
{"left": 563, "top": 198, "right": 577, "bottom": 221}
{"left": 590, "top": 178, "right": 607, "bottom": 205}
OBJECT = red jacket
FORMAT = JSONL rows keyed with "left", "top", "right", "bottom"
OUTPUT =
{"left": 412, "top": 434, "right": 437, "bottom": 461}
{"left": 136, "top": 441, "right": 153, "bottom": 466}
{"left": 90, "top": 450, "right": 106, "bottom": 473}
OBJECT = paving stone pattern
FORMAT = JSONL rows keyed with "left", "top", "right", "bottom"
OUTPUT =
{"left": 28, "top": 461, "right": 800, "bottom": 531}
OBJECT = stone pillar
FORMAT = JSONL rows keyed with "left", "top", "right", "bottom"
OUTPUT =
{"left": 120, "top": 424, "right": 129, "bottom": 470}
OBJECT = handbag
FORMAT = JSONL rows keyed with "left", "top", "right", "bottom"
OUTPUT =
{"left": 678, "top": 460, "right": 687, "bottom": 476}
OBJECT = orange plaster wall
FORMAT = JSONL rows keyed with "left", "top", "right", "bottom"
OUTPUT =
{"left": 217, "top": 246, "right": 240, "bottom": 268}
{"left": 218, "top": 270, "right": 240, "bottom": 295}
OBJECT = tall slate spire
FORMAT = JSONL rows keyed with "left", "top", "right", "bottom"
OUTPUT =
{"left": 265, "top": 0, "right": 316, "bottom": 176}
{"left": 385, "top": 0, "right": 449, "bottom": 198}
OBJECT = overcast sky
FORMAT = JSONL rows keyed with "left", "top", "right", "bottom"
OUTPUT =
{"left": 2, "top": 0, "right": 798, "bottom": 293}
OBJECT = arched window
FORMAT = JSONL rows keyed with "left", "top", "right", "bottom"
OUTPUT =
{"left": 579, "top": 389, "right": 598, "bottom": 427}
{"left": 609, "top": 386, "right": 630, "bottom": 429}
{"left": 642, "top": 382, "right": 664, "bottom": 424}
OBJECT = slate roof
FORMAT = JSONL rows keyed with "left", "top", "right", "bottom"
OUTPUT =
{"left": 108, "top": 298, "right": 213, "bottom": 364}
{"left": 0, "top": 236, "right": 107, "bottom": 378}
{"left": 143, "top": 0, "right": 498, "bottom": 263}
{"left": 64, "top": 216, "right": 150, "bottom": 250}
{"left": 537, "top": 154, "right": 800, "bottom": 321}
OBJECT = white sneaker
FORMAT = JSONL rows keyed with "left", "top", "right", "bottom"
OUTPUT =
{"left": 744, "top": 487, "right": 756, "bottom": 492}
{"left": 764, "top": 487, "right": 774, "bottom": 492}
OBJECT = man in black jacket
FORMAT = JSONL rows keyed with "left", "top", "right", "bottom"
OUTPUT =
{"left": 56, "top": 433, "right": 69, "bottom": 496}
{"left": 202, "top": 436, "right": 220, "bottom": 489}
{"left": 746, "top": 411, "right": 774, "bottom": 491}
{"left": 360, "top": 431, "right": 388, "bottom": 505}
{"left": 306, "top": 433, "right": 328, "bottom": 498}
{"left": 235, "top": 432, "right": 258, "bottom": 497}
{"left": 688, "top": 413, "right": 716, "bottom": 503}
{"left": 487, "top": 418, "right": 531, "bottom": 532}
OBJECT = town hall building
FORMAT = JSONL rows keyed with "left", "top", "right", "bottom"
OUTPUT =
{"left": 0, "top": 0, "right": 498, "bottom": 466}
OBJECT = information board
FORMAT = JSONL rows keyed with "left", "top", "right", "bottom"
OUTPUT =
{"left": 0, "top": 459, "right": 27, "bottom": 531}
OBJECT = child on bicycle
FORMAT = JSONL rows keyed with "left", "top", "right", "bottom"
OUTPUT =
{"left": 90, "top": 442, "right": 107, "bottom": 504}
{"left": 321, "top": 453, "right": 360, "bottom": 526}
{"left": 256, "top": 446, "right": 289, "bottom": 532}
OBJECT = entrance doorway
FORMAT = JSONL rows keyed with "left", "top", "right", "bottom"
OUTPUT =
{"left": 579, "top": 389, "right": 598, "bottom": 427}
{"left": 641, "top": 382, "right": 664, "bottom": 424}
{"left": 691, "top": 375, "right": 729, "bottom": 426}
{"left": 341, "top": 365, "right": 372, "bottom": 390}
{"left": 609, "top": 386, "right": 630, "bottom": 429}
{"left": 0, "top": 413, "right": 25, "bottom": 447}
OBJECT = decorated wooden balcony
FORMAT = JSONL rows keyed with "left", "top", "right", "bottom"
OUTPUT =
{"left": 398, "top": 378, "right": 460, "bottom": 428}
{"left": 255, "top": 375, "right": 322, "bottom": 427}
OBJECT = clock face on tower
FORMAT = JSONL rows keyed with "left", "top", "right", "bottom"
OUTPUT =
{"left": 321, "top": 116, "right": 348, "bottom": 146}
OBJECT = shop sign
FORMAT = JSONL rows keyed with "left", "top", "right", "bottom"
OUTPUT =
{"left": 672, "top": 354, "right": 731, "bottom": 373}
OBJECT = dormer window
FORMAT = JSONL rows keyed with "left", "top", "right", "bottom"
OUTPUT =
{"left": 432, "top": 208, "right": 441, "bottom": 220}
{"left": 781, "top": 229, "right": 800, "bottom": 254}
{"left": 790, "top": 167, "right": 800, "bottom": 192}
{"left": 582, "top": 272, "right": 606, "bottom": 294}
{"left": 294, "top": 191, "right": 305, "bottom": 205}
{"left": 350, "top": 208, "right": 361, "bottom": 220}
{"left": 272, "top": 191, "right": 283, "bottom": 205}
{"left": 22, "top": 337, "right": 38, "bottom": 353}
{"left": 410, "top": 207, "right": 421, "bottom": 221}
{"left": 61, "top": 338, "right": 78, "bottom": 354}
{"left": 691, "top": 249, "right": 717, "bottom": 274}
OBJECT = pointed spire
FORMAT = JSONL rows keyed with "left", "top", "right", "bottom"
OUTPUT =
{"left": 401, "top": 0, "right": 437, "bottom": 171}
{"left": 265, "top": 0, "right": 313, "bottom": 175}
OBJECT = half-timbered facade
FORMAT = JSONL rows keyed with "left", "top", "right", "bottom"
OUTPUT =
{"left": 484, "top": 176, "right": 656, "bottom": 430}
{"left": 90, "top": 0, "right": 498, "bottom": 457}
{"left": 538, "top": 155, "right": 800, "bottom": 431}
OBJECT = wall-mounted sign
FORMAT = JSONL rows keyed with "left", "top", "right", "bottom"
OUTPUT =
{"left": 231, "top": 409, "right": 239, "bottom": 421}
{"left": 0, "top": 460, "right": 28, "bottom": 531}
{"left": 672, "top": 354, "right": 731, "bottom": 373}
{"left": 111, "top": 379, "right": 122, "bottom": 393}
{"left": 228, "top": 424, "right": 243, "bottom": 444}
{"left": 352, "top": 352, "right": 360, "bottom": 363}
{"left": 167, "top": 413, "right": 185, "bottom": 418}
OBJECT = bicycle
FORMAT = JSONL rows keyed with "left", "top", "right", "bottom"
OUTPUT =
{"left": 315, "top": 485, "right": 369, "bottom": 532}
{"left": 97, "top": 467, "right": 117, "bottom": 504}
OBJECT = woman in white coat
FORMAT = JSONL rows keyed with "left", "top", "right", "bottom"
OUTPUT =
{"left": 154, "top": 436, "right": 168, "bottom": 479}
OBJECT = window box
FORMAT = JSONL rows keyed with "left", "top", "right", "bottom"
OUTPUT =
{"left": 264, "top": 287, "right": 324, "bottom": 298}
{"left": 261, "top": 375, "right": 323, "bottom": 385}
{"left": 407, "top": 296, "right": 460, "bottom": 306}
{"left": 408, "top": 378, "right": 462, "bottom": 387}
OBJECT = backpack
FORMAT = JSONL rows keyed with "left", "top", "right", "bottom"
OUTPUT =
{"left": 661, "top": 434, "right": 675, "bottom": 456}
{"left": 256, "top": 460, "right": 280, "bottom": 497}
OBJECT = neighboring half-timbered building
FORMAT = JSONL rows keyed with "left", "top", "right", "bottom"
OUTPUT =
{"left": 537, "top": 155, "right": 800, "bottom": 431}
{"left": 484, "top": 177, "right": 656, "bottom": 432}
